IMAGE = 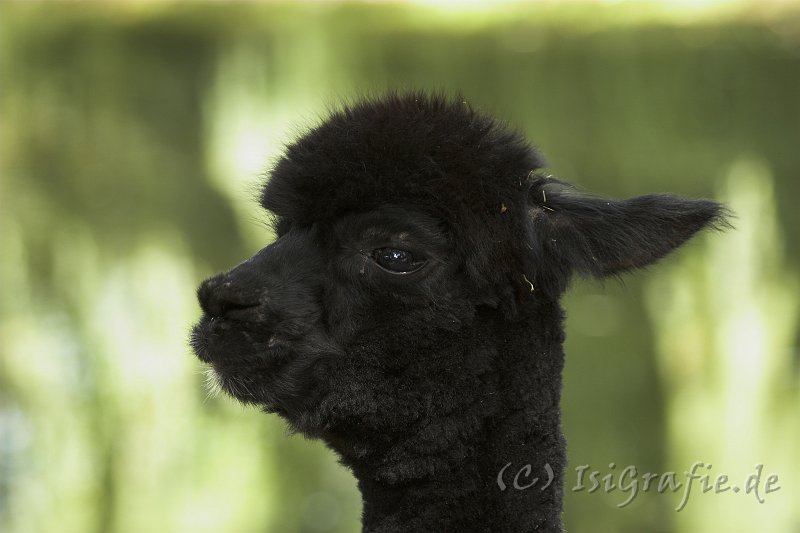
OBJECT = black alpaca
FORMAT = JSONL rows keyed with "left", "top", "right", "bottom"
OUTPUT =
{"left": 191, "top": 93, "right": 726, "bottom": 532}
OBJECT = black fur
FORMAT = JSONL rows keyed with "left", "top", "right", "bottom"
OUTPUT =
{"left": 190, "top": 91, "right": 727, "bottom": 532}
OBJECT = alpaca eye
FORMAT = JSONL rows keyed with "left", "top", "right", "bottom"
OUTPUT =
{"left": 372, "top": 248, "right": 424, "bottom": 273}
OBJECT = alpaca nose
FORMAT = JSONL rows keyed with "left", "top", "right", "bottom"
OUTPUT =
{"left": 197, "top": 273, "right": 261, "bottom": 319}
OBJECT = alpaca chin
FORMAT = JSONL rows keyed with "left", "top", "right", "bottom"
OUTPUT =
{"left": 203, "top": 367, "right": 224, "bottom": 399}
{"left": 192, "top": 313, "right": 334, "bottom": 423}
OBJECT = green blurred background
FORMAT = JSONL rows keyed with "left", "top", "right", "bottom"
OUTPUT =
{"left": 1, "top": 2, "right": 798, "bottom": 532}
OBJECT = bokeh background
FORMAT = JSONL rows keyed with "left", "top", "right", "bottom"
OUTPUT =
{"left": 1, "top": 1, "right": 799, "bottom": 532}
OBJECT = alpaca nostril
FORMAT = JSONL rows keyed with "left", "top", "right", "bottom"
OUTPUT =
{"left": 219, "top": 300, "right": 259, "bottom": 317}
{"left": 198, "top": 275, "right": 261, "bottom": 319}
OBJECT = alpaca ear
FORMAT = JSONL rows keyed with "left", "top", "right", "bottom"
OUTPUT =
{"left": 527, "top": 179, "right": 729, "bottom": 281}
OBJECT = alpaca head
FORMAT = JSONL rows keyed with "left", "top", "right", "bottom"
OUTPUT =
{"left": 191, "top": 92, "right": 725, "bottom": 462}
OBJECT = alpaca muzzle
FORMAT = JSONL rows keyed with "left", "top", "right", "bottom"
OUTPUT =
{"left": 190, "top": 232, "right": 334, "bottom": 413}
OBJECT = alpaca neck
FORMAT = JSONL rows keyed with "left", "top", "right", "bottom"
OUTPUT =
{"left": 354, "top": 410, "right": 565, "bottom": 533}
{"left": 335, "top": 302, "right": 567, "bottom": 532}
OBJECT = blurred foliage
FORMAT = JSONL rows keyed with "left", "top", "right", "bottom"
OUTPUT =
{"left": 647, "top": 159, "right": 799, "bottom": 532}
{"left": 0, "top": 2, "right": 798, "bottom": 533}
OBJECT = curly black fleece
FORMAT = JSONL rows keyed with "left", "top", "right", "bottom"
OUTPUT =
{"left": 191, "top": 91, "right": 727, "bottom": 532}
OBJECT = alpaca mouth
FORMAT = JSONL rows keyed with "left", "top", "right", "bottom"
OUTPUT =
{"left": 190, "top": 314, "right": 281, "bottom": 365}
{"left": 190, "top": 315, "right": 233, "bottom": 364}
{"left": 191, "top": 318, "right": 287, "bottom": 406}
{"left": 190, "top": 314, "right": 324, "bottom": 414}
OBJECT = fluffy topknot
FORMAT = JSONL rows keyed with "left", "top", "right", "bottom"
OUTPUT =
{"left": 261, "top": 92, "right": 543, "bottom": 226}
